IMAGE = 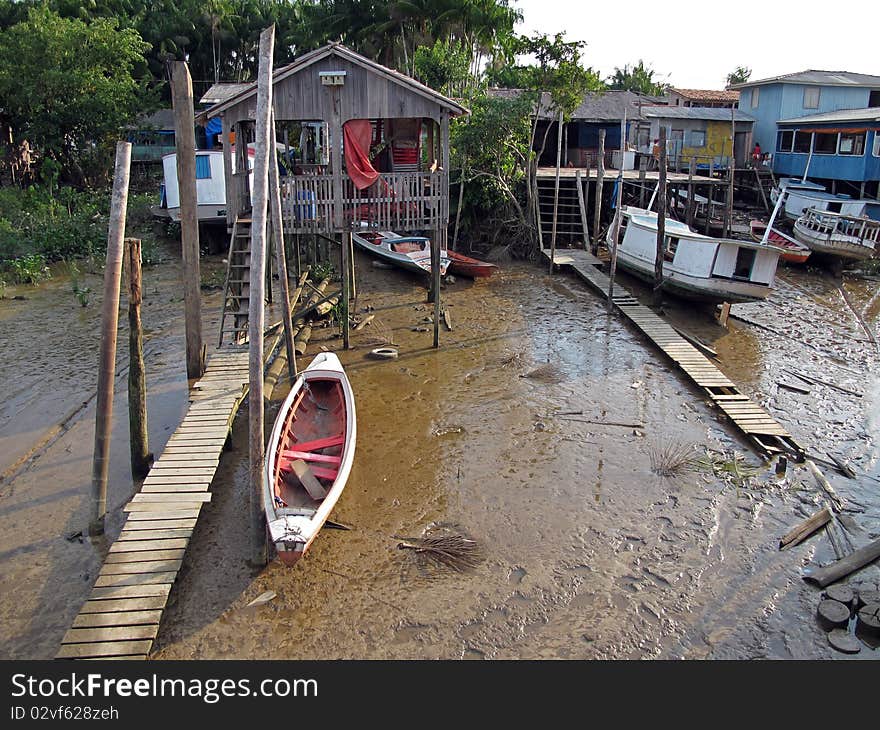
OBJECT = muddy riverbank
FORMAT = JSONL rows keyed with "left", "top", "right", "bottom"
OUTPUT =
{"left": 1, "top": 245, "right": 878, "bottom": 659}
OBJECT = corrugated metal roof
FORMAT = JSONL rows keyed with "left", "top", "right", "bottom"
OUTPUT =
{"left": 778, "top": 106, "right": 880, "bottom": 124}
{"left": 729, "top": 70, "right": 880, "bottom": 89}
{"left": 671, "top": 88, "right": 740, "bottom": 102}
{"left": 639, "top": 105, "right": 755, "bottom": 122}
{"left": 199, "top": 83, "right": 252, "bottom": 106}
{"left": 486, "top": 89, "right": 658, "bottom": 120}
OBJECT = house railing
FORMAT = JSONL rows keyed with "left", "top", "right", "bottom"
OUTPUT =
{"left": 280, "top": 171, "right": 447, "bottom": 234}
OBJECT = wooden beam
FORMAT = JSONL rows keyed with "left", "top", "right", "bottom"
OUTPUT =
{"left": 592, "top": 129, "right": 605, "bottom": 253}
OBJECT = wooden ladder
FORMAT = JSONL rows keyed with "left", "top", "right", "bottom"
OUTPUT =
{"left": 217, "top": 215, "right": 253, "bottom": 347}
{"left": 753, "top": 166, "right": 777, "bottom": 212}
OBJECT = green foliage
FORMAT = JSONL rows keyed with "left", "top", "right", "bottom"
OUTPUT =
{"left": 0, "top": 185, "right": 109, "bottom": 263}
{"left": 0, "top": 6, "right": 155, "bottom": 186}
{"left": 312, "top": 261, "right": 336, "bottom": 282}
{"left": 413, "top": 38, "right": 470, "bottom": 96}
{"left": 4, "top": 253, "right": 50, "bottom": 285}
{"left": 726, "top": 66, "right": 751, "bottom": 87}
{"left": 66, "top": 260, "right": 91, "bottom": 306}
{"left": 607, "top": 60, "right": 669, "bottom": 96}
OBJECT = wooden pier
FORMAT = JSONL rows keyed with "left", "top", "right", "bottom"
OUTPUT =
{"left": 543, "top": 248, "right": 803, "bottom": 459}
{"left": 56, "top": 347, "right": 250, "bottom": 660}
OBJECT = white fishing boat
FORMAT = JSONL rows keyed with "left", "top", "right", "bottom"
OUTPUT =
{"left": 770, "top": 177, "right": 826, "bottom": 207}
{"left": 264, "top": 352, "right": 356, "bottom": 566}
{"left": 351, "top": 230, "right": 450, "bottom": 276}
{"left": 608, "top": 206, "right": 783, "bottom": 303}
{"left": 792, "top": 208, "right": 880, "bottom": 261}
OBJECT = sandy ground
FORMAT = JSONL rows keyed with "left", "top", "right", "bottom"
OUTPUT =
{"left": 0, "top": 245, "right": 878, "bottom": 660}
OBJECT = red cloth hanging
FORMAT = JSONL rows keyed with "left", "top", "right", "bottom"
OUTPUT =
{"left": 343, "top": 119, "right": 379, "bottom": 190}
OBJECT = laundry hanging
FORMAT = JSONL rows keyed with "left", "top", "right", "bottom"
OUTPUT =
{"left": 343, "top": 119, "right": 380, "bottom": 190}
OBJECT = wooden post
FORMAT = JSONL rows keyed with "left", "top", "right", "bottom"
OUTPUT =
{"left": 606, "top": 113, "right": 626, "bottom": 310}
{"left": 592, "top": 129, "right": 606, "bottom": 253}
{"left": 452, "top": 166, "right": 465, "bottom": 250}
{"left": 342, "top": 232, "right": 351, "bottom": 349}
{"left": 269, "top": 116, "right": 296, "bottom": 384}
{"left": 89, "top": 141, "right": 131, "bottom": 536}
{"left": 348, "top": 230, "right": 356, "bottom": 304}
{"left": 431, "top": 228, "right": 441, "bottom": 348}
{"left": 725, "top": 107, "right": 736, "bottom": 238}
{"left": 686, "top": 157, "right": 696, "bottom": 228}
{"left": 575, "top": 170, "right": 589, "bottom": 248}
{"left": 654, "top": 127, "right": 667, "bottom": 307}
{"left": 638, "top": 155, "right": 646, "bottom": 209}
{"left": 247, "top": 25, "right": 275, "bottom": 566}
{"left": 170, "top": 61, "right": 205, "bottom": 379}
{"left": 126, "top": 238, "right": 151, "bottom": 479}
{"left": 549, "top": 109, "right": 563, "bottom": 273}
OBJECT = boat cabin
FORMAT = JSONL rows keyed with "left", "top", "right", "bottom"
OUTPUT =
{"left": 204, "top": 43, "right": 468, "bottom": 238}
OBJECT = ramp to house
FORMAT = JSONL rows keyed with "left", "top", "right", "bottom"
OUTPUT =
{"left": 542, "top": 248, "right": 804, "bottom": 459}
{"left": 56, "top": 347, "right": 249, "bottom": 660}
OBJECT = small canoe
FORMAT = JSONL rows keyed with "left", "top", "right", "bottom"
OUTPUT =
{"left": 352, "top": 230, "right": 450, "bottom": 276}
{"left": 264, "top": 352, "right": 356, "bottom": 566}
{"left": 447, "top": 250, "right": 498, "bottom": 278}
{"left": 750, "top": 220, "right": 811, "bottom": 264}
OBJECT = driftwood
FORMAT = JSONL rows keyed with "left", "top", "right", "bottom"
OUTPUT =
{"left": 784, "top": 368, "right": 862, "bottom": 398}
{"left": 806, "top": 460, "right": 846, "bottom": 512}
{"left": 803, "top": 537, "right": 880, "bottom": 588}
{"left": 827, "top": 453, "right": 856, "bottom": 479}
{"left": 777, "top": 381, "right": 810, "bottom": 395}
{"left": 779, "top": 505, "right": 832, "bottom": 550}
{"left": 353, "top": 314, "right": 374, "bottom": 332}
{"left": 443, "top": 309, "right": 453, "bottom": 331}
{"left": 671, "top": 325, "right": 718, "bottom": 358}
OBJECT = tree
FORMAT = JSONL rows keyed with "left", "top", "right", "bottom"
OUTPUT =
{"left": 726, "top": 65, "right": 751, "bottom": 87}
{"left": 413, "top": 38, "right": 470, "bottom": 96}
{"left": 608, "top": 60, "right": 669, "bottom": 96}
{"left": 0, "top": 6, "right": 154, "bottom": 185}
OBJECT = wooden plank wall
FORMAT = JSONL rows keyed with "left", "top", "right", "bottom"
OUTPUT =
{"left": 56, "top": 348, "right": 250, "bottom": 660}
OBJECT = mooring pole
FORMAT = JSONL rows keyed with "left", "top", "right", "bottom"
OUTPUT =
{"left": 606, "top": 113, "right": 626, "bottom": 311}
{"left": 549, "top": 109, "right": 563, "bottom": 273}
{"left": 126, "top": 237, "right": 151, "bottom": 479}
{"left": 171, "top": 61, "right": 205, "bottom": 379}
{"left": 268, "top": 115, "right": 296, "bottom": 383}
{"left": 654, "top": 126, "right": 668, "bottom": 307}
{"left": 248, "top": 25, "right": 275, "bottom": 566}
{"left": 342, "top": 231, "right": 351, "bottom": 349}
{"left": 725, "top": 106, "right": 736, "bottom": 238}
{"left": 89, "top": 141, "right": 131, "bottom": 536}
{"left": 593, "top": 128, "right": 605, "bottom": 253}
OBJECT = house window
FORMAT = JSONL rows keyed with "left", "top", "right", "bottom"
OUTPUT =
{"left": 689, "top": 130, "right": 706, "bottom": 147}
{"left": 874, "top": 133, "right": 880, "bottom": 157}
{"left": 793, "top": 131, "right": 812, "bottom": 153}
{"left": 777, "top": 130, "right": 794, "bottom": 152}
{"left": 814, "top": 132, "right": 837, "bottom": 155}
{"left": 839, "top": 132, "right": 866, "bottom": 156}
{"left": 751, "top": 87, "right": 760, "bottom": 108}
{"left": 869, "top": 90, "right": 880, "bottom": 107}
{"left": 803, "top": 87, "right": 820, "bottom": 109}
{"left": 195, "top": 155, "right": 212, "bottom": 179}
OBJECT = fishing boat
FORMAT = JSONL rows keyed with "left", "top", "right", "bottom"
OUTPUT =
{"left": 447, "top": 250, "right": 498, "bottom": 278}
{"left": 749, "top": 220, "right": 811, "bottom": 264}
{"left": 351, "top": 230, "right": 450, "bottom": 276}
{"left": 672, "top": 189, "right": 724, "bottom": 234}
{"left": 608, "top": 206, "right": 783, "bottom": 303}
{"left": 792, "top": 208, "right": 880, "bottom": 261}
{"left": 770, "top": 178, "right": 826, "bottom": 207}
{"left": 264, "top": 352, "right": 356, "bottom": 566}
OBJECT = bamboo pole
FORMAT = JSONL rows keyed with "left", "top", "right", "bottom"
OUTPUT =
{"left": 654, "top": 126, "right": 667, "bottom": 307}
{"left": 126, "top": 238, "right": 151, "bottom": 479}
{"left": 247, "top": 25, "right": 275, "bottom": 566}
{"left": 606, "top": 113, "right": 626, "bottom": 311}
{"left": 170, "top": 61, "right": 204, "bottom": 379}
{"left": 549, "top": 109, "right": 563, "bottom": 273}
{"left": 342, "top": 232, "right": 351, "bottom": 349}
{"left": 89, "top": 141, "right": 131, "bottom": 536}
{"left": 268, "top": 115, "right": 296, "bottom": 383}
{"left": 593, "top": 129, "right": 605, "bottom": 253}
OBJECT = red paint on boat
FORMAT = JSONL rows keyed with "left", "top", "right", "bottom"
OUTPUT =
{"left": 447, "top": 250, "right": 498, "bottom": 278}
{"left": 749, "top": 220, "right": 811, "bottom": 264}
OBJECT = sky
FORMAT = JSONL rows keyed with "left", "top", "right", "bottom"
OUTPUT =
{"left": 512, "top": 0, "right": 880, "bottom": 89}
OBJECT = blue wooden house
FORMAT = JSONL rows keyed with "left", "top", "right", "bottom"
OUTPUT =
{"left": 773, "top": 108, "right": 880, "bottom": 196}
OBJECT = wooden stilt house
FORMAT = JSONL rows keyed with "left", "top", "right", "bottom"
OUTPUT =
{"left": 205, "top": 42, "right": 467, "bottom": 346}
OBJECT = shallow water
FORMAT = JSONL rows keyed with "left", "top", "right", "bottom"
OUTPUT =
{"left": 1, "top": 248, "right": 878, "bottom": 660}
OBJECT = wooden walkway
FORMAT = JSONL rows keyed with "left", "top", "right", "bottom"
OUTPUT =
{"left": 543, "top": 248, "right": 803, "bottom": 459}
{"left": 56, "top": 347, "right": 250, "bottom": 660}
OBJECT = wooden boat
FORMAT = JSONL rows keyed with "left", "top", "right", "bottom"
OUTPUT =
{"left": 672, "top": 189, "right": 724, "bottom": 234}
{"left": 447, "top": 250, "right": 498, "bottom": 278}
{"left": 792, "top": 208, "right": 880, "bottom": 261}
{"left": 770, "top": 178, "right": 825, "bottom": 208}
{"left": 264, "top": 352, "right": 356, "bottom": 566}
{"left": 351, "top": 230, "right": 450, "bottom": 276}
{"left": 608, "top": 206, "right": 783, "bottom": 304}
{"left": 749, "top": 220, "right": 811, "bottom": 264}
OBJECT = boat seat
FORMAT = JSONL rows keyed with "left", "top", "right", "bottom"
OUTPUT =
{"left": 282, "top": 450, "right": 342, "bottom": 465}
{"left": 289, "top": 434, "right": 344, "bottom": 452}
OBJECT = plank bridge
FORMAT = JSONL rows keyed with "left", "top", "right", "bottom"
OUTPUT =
{"left": 56, "top": 347, "right": 250, "bottom": 660}
{"left": 542, "top": 248, "right": 804, "bottom": 459}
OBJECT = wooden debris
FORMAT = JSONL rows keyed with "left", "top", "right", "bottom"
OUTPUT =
{"left": 396, "top": 533, "right": 483, "bottom": 573}
{"left": 784, "top": 368, "right": 862, "bottom": 398}
{"left": 779, "top": 505, "right": 832, "bottom": 550}
{"left": 806, "top": 460, "right": 846, "bottom": 512}
{"left": 828, "top": 628, "right": 861, "bottom": 654}
{"left": 777, "top": 381, "right": 810, "bottom": 395}
{"left": 245, "top": 590, "right": 276, "bottom": 608}
{"left": 443, "top": 309, "right": 453, "bottom": 332}
{"left": 803, "top": 537, "right": 880, "bottom": 588}
{"left": 353, "top": 314, "right": 374, "bottom": 332}
{"left": 825, "top": 584, "right": 855, "bottom": 608}
{"left": 857, "top": 603, "right": 880, "bottom": 637}
{"left": 827, "top": 453, "right": 856, "bottom": 479}
{"left": 290, "top": 460, "right": 327, "bottom": 500}
{"left": 817, "top": 598, "right": 851, "bottom": 630}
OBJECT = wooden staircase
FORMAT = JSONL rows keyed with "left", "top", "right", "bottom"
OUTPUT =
{"left": 217, "top": 215, "right": 252, "bottom": 347}
{"left": 536, "top": 178, "right": 587, "bottom": 246}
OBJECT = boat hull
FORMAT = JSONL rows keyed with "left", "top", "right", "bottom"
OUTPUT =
{"left": 263, "top": 352, "right": 356, "bottom": 566}
{"left": 749, "top": 221, "right": 811, "bottom": 264}
{"left": 447, "top": 251, "right": 498, "bottom": 278}
{"left": 352, "top": 231, "right": 450, "bottom": 276}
